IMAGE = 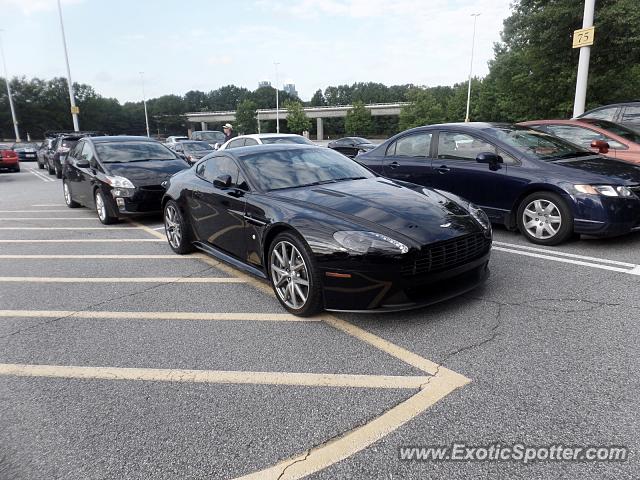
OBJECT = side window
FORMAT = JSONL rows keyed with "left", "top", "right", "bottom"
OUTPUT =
{"left": 437, "top": 132, "right": 495, "bottom": 161}
{"left": 244, "top": 138, "right": 258, "bottom": 146}
{"left": 547, "top": 125, "right": 627, "bottom": 151}
{"left": 621, "top": 106, "right": 640, "bottom": 124}
{"left": 175, "top": 144, "right": 183, "bottom": 152}
{"left": 237, "top": 171, "right": 250, "bottom": 191}
{"left": 389, "top": 133, "right": 432, "bottom": 157}
{"left": 226, "top": 138, "right": 245, "bottom": 149}
{"left": 69, "top": 142, "right": 83, "bottom": 159}
{"left": 583, "top": 107, "right": 617, "bottom": 121}
{"left": 193, "top": 133, "right": 200, "bottom": 141}
{"left": 81, "top": 142, "right": 96, "bottom": 164}
{"left": 203, "top": 156, "right": 239, "bottom": 185}
{"left": 195, "top": 161, "right": 205, "bottom": 176}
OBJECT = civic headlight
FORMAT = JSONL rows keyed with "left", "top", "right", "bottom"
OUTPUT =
{"left": 333, "top": 231, "right": 408, "bottom": 255}
{"left": 105, "top": 175, "right": 135, "bottom": 189}
{"left": 468, "top": 203, "right": 491, "bottom": 231}
{"left": 574, "top": 184, "right": 637, "bottom": 198}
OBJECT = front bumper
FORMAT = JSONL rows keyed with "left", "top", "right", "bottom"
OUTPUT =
{"left": 112, "top": 186, "right": 165, "bottom": 216}
{"left": 0, "top": 160, "right": 19, "bottom": 170}
{"left": 572, "top": 194, "right": 640, "bottom": 236}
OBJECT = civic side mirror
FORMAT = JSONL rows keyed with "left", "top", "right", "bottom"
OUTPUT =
{"left": 213, "top": 174, "right": 232, "bottom": 189}
{"left": 476, "top": 152, "right": 504, "bottom": 170}
{"left": 591, "top": 140, "right": 609, "bottom": 154}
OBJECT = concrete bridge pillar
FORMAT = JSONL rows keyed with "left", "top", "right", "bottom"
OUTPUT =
{"left": 201, "top": 121, "right": 208, "bottom": 131}
{"left": 316, "top": 117, "right": 324, "bottom": 141}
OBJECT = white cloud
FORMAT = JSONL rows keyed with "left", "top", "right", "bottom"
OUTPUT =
{"left": 0, "top": 0, "right": 82, "bottom": 15}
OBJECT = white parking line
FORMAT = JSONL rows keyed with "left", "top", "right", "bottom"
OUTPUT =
{"left": 0, "top": 210, "right": 77, "bottom": 213}
{"left": 0, "top": 239, "right": 165, "bottom": 243}
{"left": 0, "top": 254, "right": 190, "bottom": 259}
{"left": 0, "top": 227, "right": 141, "bottom": 230}
{"left": 32, "top": 204, "right": 65, "bottom": 207}
{"left": 27, "top": 169, "right": 55, "bottom": 183}
{"left": 0, "top": 276, "right": 245, "bottom": 283}
{"left": 493, "top": 241, "right": 637, "bottom": 267}
{"left": 0, "top": 217, "right": 97, "bottom": 220}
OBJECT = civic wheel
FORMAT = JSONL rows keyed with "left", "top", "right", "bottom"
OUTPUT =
{"left": 63, "top": 181, "right": 80, "bottom": 208}
{"left": 164, "top": 200, "right": 193, "bottom": 254}
{"left": 95, "top": 190, "right": 117, "bottom": 225}
{"left": 269, "top": 232, "right": 322, "bottom": 316}
{"left": 517, "top": 192, "right": 573, "bottom": 245}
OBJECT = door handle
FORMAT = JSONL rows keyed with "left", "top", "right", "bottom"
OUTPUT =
{"left": 388, "top": 161, "right": 400, "bottom": 169}
{"left": 436, "top": 165, "right": 450, "bottom": 174}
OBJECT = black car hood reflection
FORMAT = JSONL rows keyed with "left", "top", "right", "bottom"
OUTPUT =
{"left": 104, "top": 159, "right": 189, "bottom": 186}
{"left": 271, "top": 178, "right": 480, "bottom": 245}
{"left": 553, "top": 156, "right": 640, "bottom": 183}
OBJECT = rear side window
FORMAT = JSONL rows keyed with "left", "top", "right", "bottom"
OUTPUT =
{"left": 202, "top": 156, "right": 239, "bottom": 184}
{"left": 622, "top": 105, "right": 640, "bottom": 124}
{"left": 387, "top": 132, "right": 432, "bottom": 157}
{"left": 226, "top": 138, "right": 245, "bottom": 149}
{"left": 437, "top": 132, "right": 495, "bottom": 161}
{"left": 583, "top": 107, "right": 618, "bottom": 121}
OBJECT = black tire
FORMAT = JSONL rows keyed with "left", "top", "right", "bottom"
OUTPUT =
{"left": 516, "top": 191, "right": 573, "bottom": 246}
{"left": 94, "top": 189, "right": 118, "bottom": 225}
{"left": 163, "top": 200, "right": 194, "bottom": 254}
{"left": 55, "top": 164, "right": 62, "bottom": 179}
{"left": 268, "top": 231, "right": 323, "bottom": 316}
{"left": 38, "top": 161, "right": 44, "bottom": 170}
{"left": 47, "top": 163, "right": 55, "bottom": 175}
{"left": 63, "top": 180, "right": 80, "bottom": 208}
{"left": 13, "top": 166, "right": 20, "bottom": 172}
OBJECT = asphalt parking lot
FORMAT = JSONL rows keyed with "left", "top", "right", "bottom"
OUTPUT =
{"left": 1, "top": 163, "right": 639, "bottom": 479}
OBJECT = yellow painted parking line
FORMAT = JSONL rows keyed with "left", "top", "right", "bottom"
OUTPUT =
{"left": 0, "top": 239, "right": 165, "bottom": 243}
{"left": 237, "top": 369, "right": 469, "bottom": 480}
{"left": 0, "top": 254, "right": 193, "bottom": 259}
{"left": 0, "top": 310, "right": 317, "bottom": 322}
{"left": 0, "top": 277, "right": 246, "bottom": 283}
{"left": 0, "top": 363, "right": 431, "bottom": 390}
{"left": 0, "top": 227, "right": 142, "bottom": 230}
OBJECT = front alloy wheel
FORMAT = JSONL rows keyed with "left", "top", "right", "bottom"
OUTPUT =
{"left": 164, "top": 201, "right": 193, "bottom": 254}
{"left": 63, "top": 181, "right": 79, "bottom": 208}
{"left": 95, "top": 190, "right": 117, "bottom": 224}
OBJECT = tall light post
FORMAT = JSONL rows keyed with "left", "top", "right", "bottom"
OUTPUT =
{"left": 573, "top": 0, "right": 596, "bottom": 118}
{"left": 465, "top": 13, "right": 481, "bottom": 123}
{"left": 56, "top": 0, "right": 79, "bottom": 132}
{"left": 0, "top": 30, "right": 20, "bottom": 142}
{"left": 140, "top": 72, "right": 150, "bottom": 137}
{"left": 274, "top": 62, "right": 280, "bottom": 133}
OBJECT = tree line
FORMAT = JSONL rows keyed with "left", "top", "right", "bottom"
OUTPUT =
{"left": 1, "top": 0, "right": 638, "bottom": 140}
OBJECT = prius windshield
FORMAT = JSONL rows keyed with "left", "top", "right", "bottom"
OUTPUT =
{"left": 483, "top": 125, "right": 593, "bottom": 160}
{"left": 96, "top": 142, "right": 178, "bottom": 163}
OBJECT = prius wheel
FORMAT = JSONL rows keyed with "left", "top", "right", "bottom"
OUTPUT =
{"left": 95, "top": 190, "right": 117, "bottom": 225}
{"left": 517, "top": 192, "right": 573, "bottom": 246}
{"left": 164, "top": 200, "right": 193, "bottom": 254}
{"left": 269, "top": 232, "right": 322, "bottom": 317}
{"left": 55, "top": 164, "right": 62, "bottom": 179}
{"left": 63, "top": 181, "right": 80, "bottom": 208}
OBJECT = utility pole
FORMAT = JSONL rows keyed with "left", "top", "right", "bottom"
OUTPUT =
{"left": 140, "top": 72, "right": 150, "bottom": 137}
{"left": 56, "top": 0, "right": 79, "bottom": 131}
{"left": 0, "top": 30, "right": 20, "bottom": 142}
{"left": 465, "top": 13, "right": 481, "bottom": 123}
{"left": 572, "top": 0, "right": 596, "bottom": 118}
{"left": 274, "top": 62, "right": 280, "bottom": 133}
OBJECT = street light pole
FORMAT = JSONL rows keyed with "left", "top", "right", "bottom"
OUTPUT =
{"left": 572, "top": 0, "right": 596, "bottom": 118}
{"left": 465, "top": 13, "right": 481, "bottom": 123}
{"left": 56, "top": 0, "right": 79, "bottom": 132}
{"left": 274, "top": 62, "right": 280, "bottom": 133}
{"left": 140, "top": 72, "right": 150, "bottom": 137}
{"left": 0, "top": 30, "right": 20, "bottom": 142}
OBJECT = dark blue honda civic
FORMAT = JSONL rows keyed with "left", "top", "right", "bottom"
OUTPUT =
{"left": 357, "top": 123, "right": 640, "bottom": 245}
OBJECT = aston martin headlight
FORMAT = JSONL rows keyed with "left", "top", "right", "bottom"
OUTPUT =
{"left": 468, "top": 203, "right": 491, "bottom": 231}
{"left": 333, "top": 231, "right": 409, "bottom": 254}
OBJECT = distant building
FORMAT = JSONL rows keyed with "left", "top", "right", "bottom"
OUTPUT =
{"left": 258, "top": 80, "right": 272, "bottom": 89}
{"left": 283, "top": 83, "right": 298, "bottom": 98}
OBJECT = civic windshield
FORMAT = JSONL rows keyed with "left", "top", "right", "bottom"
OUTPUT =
{"left": 95, "top": 142, "right": 177, "bottom": 163}
{"left": 259, "top": 136, "right": 315, "bottom": 145}
{"left": 12, "top": 143, "right": 39, "bottom": 149}
{"left": 240, "top": 148, "right": 374, "bottom": 191}
{"left": 584, "top": 120, "right": 640, "bottom": 144}
{"left": 482, "top": 125, "right": 592, "bottom": 160}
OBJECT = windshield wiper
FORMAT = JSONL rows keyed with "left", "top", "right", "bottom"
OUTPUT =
{"left": 543, "top": 151, "right": 594, "bottom": 161}
{"left": 332, "top": 176, "right": 367, "bottom": 182}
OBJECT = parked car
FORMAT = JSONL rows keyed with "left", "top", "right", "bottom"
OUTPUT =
{"left": 165, "top": 136, "right": 189, "bottom": 145}
{"left": 357, "top": 122, "right": 640, "bottom": 245}
{"left": 161, "top": 144, "right": 492, "bottom": 315}
{"left": 172, "top": 141, "right": 213, "bottom": 164}
{"left": 62, "top": 136, "right": 190, "bottom": 224}
{"left": 519, "top": 119, "right": 640, "bottom": 164}
{"left": 37, "top": 138, "right": 55, "bottom": 169}
{"left": 191, "top": 130, "right": 226, "bottom": 148}
{"left": 0, "top": 147, "right": 20, "bottom": 172}
{"left": 218, "top": 134, "right": 315, "bottom": 150}
{"left": 327, "top": 137, "right": 376, "bottom": 158}
{"left": 47, "top": 132, "right": 101, "bottom": 178}
{"left": 577, "top": 102, "right": 640, "bottom": 132}
{"left": 11, "top": 142, "right": 39, "bottom": 162}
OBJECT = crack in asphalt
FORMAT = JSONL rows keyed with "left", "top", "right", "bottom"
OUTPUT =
{"left": 276, "top": 448, "right": 312, "bottom": 480}
{"left": 0, "top": 264, "right": 217, "bottom": 341}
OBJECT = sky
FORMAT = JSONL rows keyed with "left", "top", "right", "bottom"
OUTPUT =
{"left": 0, "top": 0, "right": 513, "bottom": 104}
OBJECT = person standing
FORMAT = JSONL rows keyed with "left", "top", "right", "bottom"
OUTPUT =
{"left": 222, "top": 123, "right": 235, "bottom": 143}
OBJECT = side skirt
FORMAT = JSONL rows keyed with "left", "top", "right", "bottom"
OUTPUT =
{"left": 192, "top": 241, "right": 268, "bottom": 280}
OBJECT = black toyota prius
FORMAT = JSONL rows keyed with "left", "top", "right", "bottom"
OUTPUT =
{"left": 62, "top": 136, "right": 190, "bottom": 224}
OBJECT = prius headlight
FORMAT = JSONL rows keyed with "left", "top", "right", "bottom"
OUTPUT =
{"left": 468, "top": 203, "right": 491, "bottom": 231}
{"left": 333, "top": 231, "right": 408, "bottom": 255}
{"left": 105, "top": 175, "right": 135, "bottom": 197}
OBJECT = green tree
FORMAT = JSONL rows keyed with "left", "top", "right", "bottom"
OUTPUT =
{"left": 344, "top": 101, "right": 373, "bottom": 136}
{"left": 399, "top": 89, "right": 446, "bottom": 130}
{"left": 310, "top": 89, "right": 326, "bottom": 106}
{"left": 235, "top": 99, "right": 258, "bottom": 134}
{"left": 284, "top": 100, "right": 311, "bottom": 134}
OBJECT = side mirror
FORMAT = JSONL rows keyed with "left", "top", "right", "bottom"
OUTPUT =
{"left": 591, "top": 139, "right": 609, "bottom": 154}
{"left": 476, "top": 152, "right": 504, "bottom": 170}
{"left": 213, "top": 174, "right": 232, "bottom": 189}
{"left": 76, "top": 160, "right": 90, "bottom": 168}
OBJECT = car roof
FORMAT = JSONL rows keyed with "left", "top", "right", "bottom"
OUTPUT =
{"left": 88, "top": 136, "right": 160, "bottom": 144}
{"left": 222, "top": 143, "right": 319, "bottom": 158}
{"left": 237, "top": 133, "right": 305, "bottom": 139}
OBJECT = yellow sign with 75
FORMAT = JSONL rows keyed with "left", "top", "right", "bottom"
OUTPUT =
{"left": 573, "top": 26, "right": 595, "bottom": 48}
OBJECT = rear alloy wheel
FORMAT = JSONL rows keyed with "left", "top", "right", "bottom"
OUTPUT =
{"left": 517, "top": 192, "right": 573, "bottom": 245}
{"left": 63, "top": 181, "right": 80, "bottom": 208}
{"left": 95, "top": 190, "right": 118, "bottom": 225}
{"left": 164, "top": 200, "right": 193, "bottom": 254}
{"left": 269, "top": 232, "right": 322, "bottom": 316}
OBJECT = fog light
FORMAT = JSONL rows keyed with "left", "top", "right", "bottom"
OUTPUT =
{"left": 116, "top": 197, "right": 125, "bottom": 208}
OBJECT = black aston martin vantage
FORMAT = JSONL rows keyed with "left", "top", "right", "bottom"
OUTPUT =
{"left": 162, "top": 145, "right": 492, "bottom": 316}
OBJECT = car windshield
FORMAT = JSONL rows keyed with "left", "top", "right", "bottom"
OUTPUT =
{"left": 584, "top": 120, "right": 640, "bottom": 144}
{"left": 482, "top": 125, "right": 592, "bottom": 160}
{"left": 95, "top": 142, "right": 177, "bottom": 163}
{"left": 199, "top": 132, "right": 226, "bottom": 142}
{"left": 183, "top": 142, "right": 213, "bottom": 153}
{"left": 259, "top": 136, "right": 314, "bottom": 145}
{"left": 12, "top": 143, "right": 38, "bottom": 149}
{"left": 240, "top": 147, "right": 374, "bottom": 191}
